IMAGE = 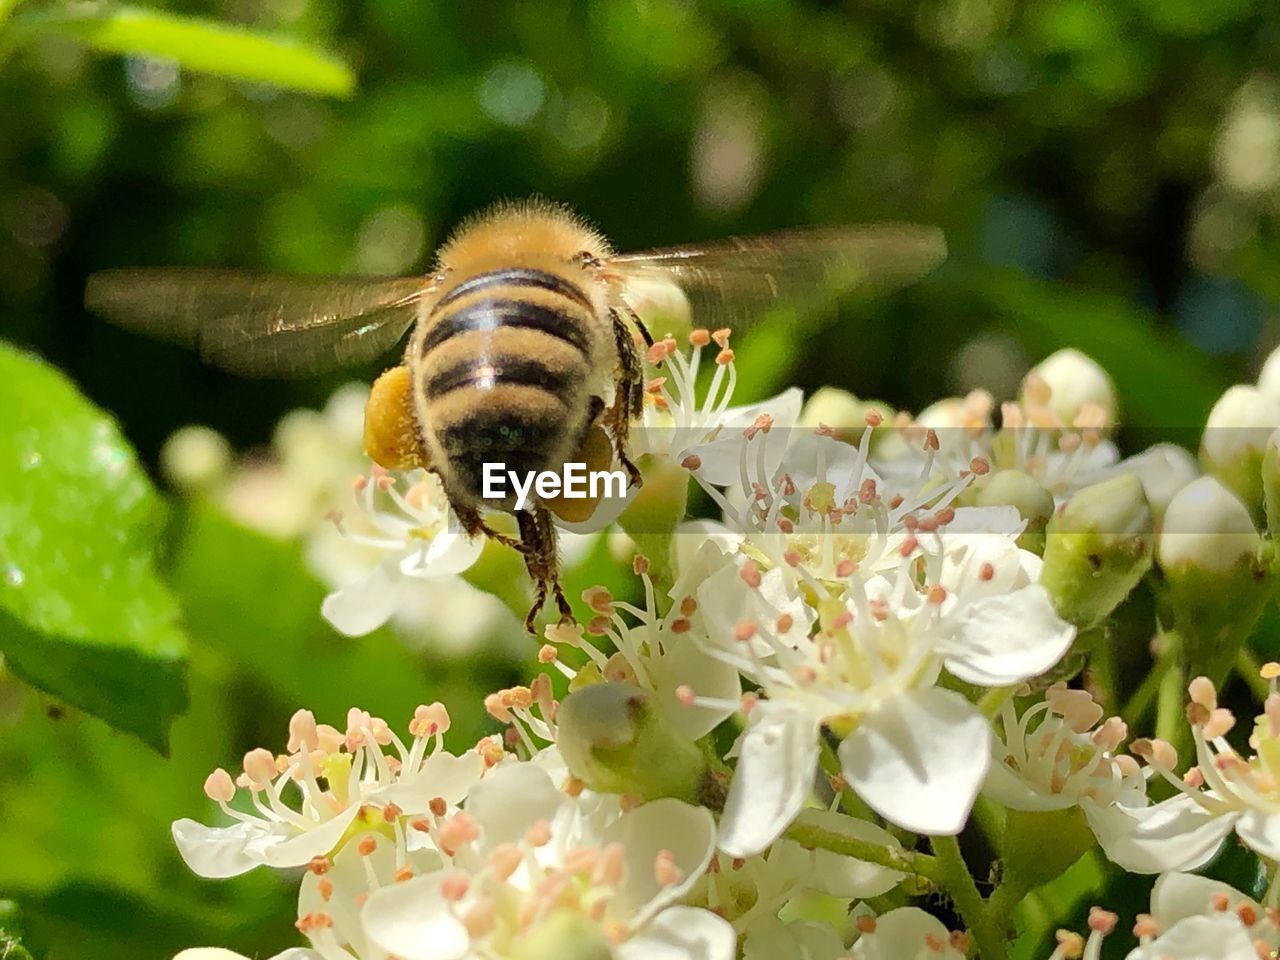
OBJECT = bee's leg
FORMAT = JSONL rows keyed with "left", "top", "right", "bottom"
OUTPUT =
{"left": 456, "top": 505, "right": 527, "bottom": 554}
{"left": 606, "top": 309, "right": 645, "bottom": 488}
{"left": 624, "top": 305, "right": 655, "bottom": 348}
{"left": 517, "top": 507, "right": 573, "bottom": 632}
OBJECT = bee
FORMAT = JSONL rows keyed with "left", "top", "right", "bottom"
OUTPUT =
{"left": 85, "top": 199, "right": 945, "bottom": 632}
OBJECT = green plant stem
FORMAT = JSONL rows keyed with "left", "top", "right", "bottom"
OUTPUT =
{"left": 1085, "top": 627, "right": 1119, "bottom": 711}
{"left": 1235, "top": 648, "right": 1271, "bottom": 702}
{"left": 985, "top": 875, "right": 1032, "bottom": 929}
{"left": 1154, "top": 634, "right": 1185, "bottom": 747}
{"left": 1122, "top": 633, "right": 1179, "bottom": 729}
{"left": 783, "top": 821, "right": 941, "bottom": 883}
{"left": 933, "top": 834, "right": 1007, "bottom": 960}
{"left": 978, "top": 684, "right": 1017, "bottom": 719}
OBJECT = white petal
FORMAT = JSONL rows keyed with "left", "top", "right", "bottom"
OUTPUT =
{"left": 171, "top": 818, "right": 277, "bottom": 879}
{"left": 1084, "top": 795, "right": 1234, "bottom": 873}
{"left": 770, "top": 808, "right": 906, "bottom": 898}
{"left": 839, "top": 687, "right": 990, "bottom": 836}
{"left": 1124, "top": 913, "right": 1258, "bottom": 960}
{"left": 743, "top": 917, "right": 845, "bottom": 960}
{"left": 321, "top": 559, "right": 403, "bottom": 636}
{"left": 653, "top": 636, "right": 741, "bottom": 739}
{"left": 616, "top": 907, "right": 737, "bottom": 960}
{"left": 465, "top": 762, "right": 563, "bottom": 849}
{"left": 382, "top": 749, "right": 486, "bottom": 812}
{"left": 943, "top": 585, "right": 1075, "bottom": 686}
{"left": 402, "top": 529, "right": 484, "bottom": 578}
{"left": 717, "top": 701, "right": 820, "bottom": 858}
{"left": 851, "top": 907, "right": 964, "bottom": 960}
{"left": 1150, "top": 872, "right": 1261, "bottom": 928}
{"left": 262, "top": 805, "right": 361, "bottom": 869}
{"left": 299, "top": 829, "right": 402, "bottom": 956}
{"left": 362, "top": 873, "right": 470, "bottom": 960}
{"left": 606, "top": 800, "right": 716, "bottom": 919}
{"left": 1233, "top": 808, "right": 1280, "bottom": 860}
{"left": 681, "top": 388, "right": 803, "bottom": 486}
{"left": 173, "top": 950, "right": 256, "bottom": 960}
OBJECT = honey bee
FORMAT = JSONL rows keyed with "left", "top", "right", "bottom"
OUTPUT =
{"left": 86, "top": 199, "right": 945, "bottom": 632}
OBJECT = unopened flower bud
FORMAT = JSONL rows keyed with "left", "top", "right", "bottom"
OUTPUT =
{"left": 1023, "top": 349, "right": 1117, "bottom": 427}
{"left": 972, "top": 469, "right": 1055, "bottom": 554}
{"left": 1199, "top": 385, "right": 1280, "bottom": 513}
{"left": 556, "top": 683, "right": 712, "bottom": 805}
{"left": 1257, "top": 342, "right": 1280, "bottom": 406}
{"left": 799, "top": 387, "right": 894, "bottom": 449}
{"left": 160, "top": 425, "right": 231, "bottom": 492}
{"left": 1040, "top": 473, "right": 1153, "bottom": 628}
{"left": 1115, "top": 443, "right": 1200, "bottom": 526}
{"left": 509, "top": 909, "right": 613, "bottom": 960}
{"left": 1158, "top": 476, "right": 1275, "bottom": 683}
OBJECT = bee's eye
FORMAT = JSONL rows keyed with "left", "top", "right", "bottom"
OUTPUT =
{"left": 364, "top": 366, "right": 428, "bottom": 470}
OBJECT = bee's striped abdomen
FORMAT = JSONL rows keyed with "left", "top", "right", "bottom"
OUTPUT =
{"left": 417, "top": 266, "right": 600, "bottom": 505}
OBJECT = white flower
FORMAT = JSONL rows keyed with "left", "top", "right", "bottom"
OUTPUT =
{"left": 1024, "top": 348, "right": 1117, "bottom": 427}
{"left": 358, "top": 761, "right": 735, "bottom": 960}
{"left": 985, "top": 683, "right": 1146, "bottom": 814}
{"left": 701, "top": 539, "right": 1074, "bottom": 854}
{"left": 1123, "top": 872, "right": 1279, "bottom": 960}
{"left": 319, "top": 467, "right": 483, "bottom": 637}
{"left": 1091, "top": 676, "right": 1280, "bottom": 872}
{"left": 172, "top": 705, "right": 485, "bottom": 878}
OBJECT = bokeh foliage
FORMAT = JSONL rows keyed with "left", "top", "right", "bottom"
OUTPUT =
{"left": 1, "top": 0, "right": 1278, "bottom": 957}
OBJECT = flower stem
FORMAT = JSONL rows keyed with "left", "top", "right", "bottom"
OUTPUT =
{"left": 933, "top": 834, "right": 1008, "bottom": 960}
{"left": 978, "top": 684, "right": 1017, "bottom": 719}
{"left": 1121, "top": 631, "right": 1178, "bottom": 729}
{"left": 1235, "top": 648, "right": 1271, "bottom": 703}
{"left": 783, "top": 820, "right": 942, "bottom": 884}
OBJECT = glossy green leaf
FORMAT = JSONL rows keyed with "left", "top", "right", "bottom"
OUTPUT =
{"left": 0, "top": 342, "right": 188, "bottom": 752}
{"left": 8, "top": 5, "right": 354, "bottom": 97}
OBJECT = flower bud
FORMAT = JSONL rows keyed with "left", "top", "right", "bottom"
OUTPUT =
{"left": 1023, "top": 349, "right": 1117, "bottom": 427}
{"left": 972, "top": 469, "right": 1055, "bottom": 554}
{"left": 160, "top": 425, "right": 231, "bottom": 492}
{"left": 1158, "top": 476, "right": 1275, "bottom": 683}
{"left": 1114, "top": 443, "right": 1199, "bottom": 526}
{"left": 1199, "top": 385, "right": 1280, "bottom": 513}
{"left": 556, "top": 683, "right": 713, "bottom": 805}
{"left": 1258, "top": 343, "right": 1280, "bottom": 406}
{"left": 1040, "top": 473, "right": 1154, "bottom": 628}
{"left": 799, "top": 387, "right": 894, "bottom": 449}
{"left": 510, "top": 910, "right": 613, "bottom": 960}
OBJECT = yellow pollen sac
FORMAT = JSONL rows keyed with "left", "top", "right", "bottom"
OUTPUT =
{"left": 365, "top": 366, "right": 429, "bottom": 470}
{"left": 545, "top": 423, "right": 617, "bottom": 524}
{"left": 406, "top": 521, "right": 443, "bottom": 541}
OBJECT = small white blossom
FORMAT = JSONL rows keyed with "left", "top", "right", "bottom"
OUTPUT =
{"left": 358, "top": 761, "right": 734, "bottom": 960}
{"left": 172, "top": 705, "right": 484, "bottom": 878}
{"left": 319, "top": 467, "right": 483, "bottom": 637}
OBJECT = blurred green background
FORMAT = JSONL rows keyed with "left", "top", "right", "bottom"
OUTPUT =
{"left": 1, "top": 0, "right": 1278, "bottom": 957}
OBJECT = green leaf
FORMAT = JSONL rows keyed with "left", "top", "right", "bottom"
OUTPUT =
{"left": 0, "top": 342, "right": 188, "bottom": 752}
{"left": 8, "top": 5, "right": 354, "bottom": 97}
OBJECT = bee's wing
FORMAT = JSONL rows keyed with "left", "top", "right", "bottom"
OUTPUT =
{"left": 84, "top": 269, "right": 435, "bottom": 377}
{"left": 608, "top": 224, "right": 946, "bottom": 331}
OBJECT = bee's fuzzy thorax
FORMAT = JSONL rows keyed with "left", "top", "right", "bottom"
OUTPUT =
{"left": 436, "top": 197, "right": 613, "bottom": 273}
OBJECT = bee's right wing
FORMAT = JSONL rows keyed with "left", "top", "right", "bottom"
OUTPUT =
{"left": 84, "top": 269, "right": 436, "bottom": 378}
{"left": 608, "top": 224, "right": 946, "bottom": 332}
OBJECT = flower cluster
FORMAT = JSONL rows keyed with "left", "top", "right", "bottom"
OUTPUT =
{"left": 166, "top": 339, "right": 1280, "bottom": 960}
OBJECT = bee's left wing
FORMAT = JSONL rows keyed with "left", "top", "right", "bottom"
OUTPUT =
{"left": 607, "top": 224, "right": 946, "bottom": 332}
{"left": 85, "top": 269, "right": 435, "bottom": 377}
